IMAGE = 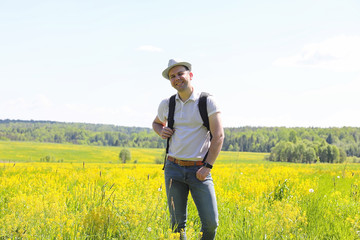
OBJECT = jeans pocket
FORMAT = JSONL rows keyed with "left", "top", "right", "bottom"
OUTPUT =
{"left": 165, "top": 160, "right": 180, "bottom": 180}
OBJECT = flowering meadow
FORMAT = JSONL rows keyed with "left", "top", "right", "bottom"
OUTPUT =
{"left": 1, "top": 142, "right": 360, "bottom": 239}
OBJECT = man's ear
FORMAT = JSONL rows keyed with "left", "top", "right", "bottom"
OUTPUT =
{"left": 189, "top": 72, "right": 193, "bottom": 79}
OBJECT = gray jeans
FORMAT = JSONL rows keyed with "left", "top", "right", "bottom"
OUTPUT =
{"left": 164, "top": 160, "right": 218, "bottom": 240}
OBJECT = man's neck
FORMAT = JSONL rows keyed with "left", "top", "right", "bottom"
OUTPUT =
{"left": 178, "top": 87, "right": 194, "bottom": 102}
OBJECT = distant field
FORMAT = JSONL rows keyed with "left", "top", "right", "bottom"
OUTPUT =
{"left": 0, "top": 141, "right": 268, "bottom": 164}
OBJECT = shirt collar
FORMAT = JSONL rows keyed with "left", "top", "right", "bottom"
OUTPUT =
{"left": 175, "top": 89, "right": 198, "bottom": 103}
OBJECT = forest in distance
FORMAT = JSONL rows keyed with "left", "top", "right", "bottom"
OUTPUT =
{"left": 1, "top": 119, "right": 360, "bottom": 160}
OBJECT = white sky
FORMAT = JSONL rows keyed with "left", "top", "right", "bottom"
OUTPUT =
{"left": 1, "top": 0, "right": 359, "bottom": 128}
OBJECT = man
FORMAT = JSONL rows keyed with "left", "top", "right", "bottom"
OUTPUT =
{"left": 152, "top": 59, "right": 224, "bottom": 239}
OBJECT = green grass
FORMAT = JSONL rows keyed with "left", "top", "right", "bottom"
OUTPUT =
{"left": 0, "top": 140, "right": 267, "bottom": 164}
{"left": 217, "top": 151, "right": 268, "bottom": 164}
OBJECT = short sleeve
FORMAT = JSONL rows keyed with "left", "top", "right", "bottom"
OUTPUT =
{"left": 207, "top": 95, "right": 220, "bottom": 117}
{"left": 157, "top": 98, "right": 169, "bottom": 123}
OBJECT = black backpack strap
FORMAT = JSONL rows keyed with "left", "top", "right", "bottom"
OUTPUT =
{"left": 198, "top": 92, "right": 210, "bottom": 132}
{"left": 163, "top": 94, "right": 176, "bottom": 170}
{"left": 167, "top": 94, "right": 176, "bottom": 130}
{"left": 198, "top": 92, "right": 212, "bottom": 162}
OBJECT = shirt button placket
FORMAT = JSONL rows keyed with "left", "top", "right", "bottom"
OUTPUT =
{"left": 180, "top": 102, "right": 184, "bottom": 119}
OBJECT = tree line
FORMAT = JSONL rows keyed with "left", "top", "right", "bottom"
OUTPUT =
{"left": 267, "top": 136, "right": 347, "bottom": 164}
{"left": 224, "top": 127, "right": 360, "bottom": 158}
{"left": 0, "top": 119, "right": 164, "bottom": 148}
{"left": 1, "top": 120, "right": 360, "bottom": 159}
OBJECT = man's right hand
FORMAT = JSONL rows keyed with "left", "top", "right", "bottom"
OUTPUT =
{"left": 152, "top": 116, "right": 175, "bottom": 139}
{"left": 160, "top": 127, "right": 175, "bottom": 139}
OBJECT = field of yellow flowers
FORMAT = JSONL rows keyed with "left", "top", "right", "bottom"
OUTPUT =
{"left": 1, "top": 141, "right": 360, "bottom": 239}
{"left": 2, "top": 160, "right": 360, "bottom": 239}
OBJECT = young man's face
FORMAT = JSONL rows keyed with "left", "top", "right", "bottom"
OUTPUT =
{"left": 168, "top": 65, "right": 193, "bottom": 92}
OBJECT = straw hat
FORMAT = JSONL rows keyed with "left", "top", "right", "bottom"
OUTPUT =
{"left": 162, "top": 59, "right": 192, "bottom": 80}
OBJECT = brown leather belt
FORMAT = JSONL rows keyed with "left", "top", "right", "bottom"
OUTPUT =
{"left": 168, "top": 156, "right": 203, "bottom": 167}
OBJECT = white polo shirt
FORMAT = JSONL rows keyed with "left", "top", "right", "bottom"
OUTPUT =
{"left": 157, "top": 90, "right": 220, "bottom": 160}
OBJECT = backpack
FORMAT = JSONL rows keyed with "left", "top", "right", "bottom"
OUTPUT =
{"left": 162, "top": 92, "right": 211, "bottom": 170}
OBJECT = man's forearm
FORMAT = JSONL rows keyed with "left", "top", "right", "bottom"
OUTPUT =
{"left": 152, "top": 121, "right": 164, "bottom": 137}
{"left": 205, "top": 134, "right": 224, "bottom": 166}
